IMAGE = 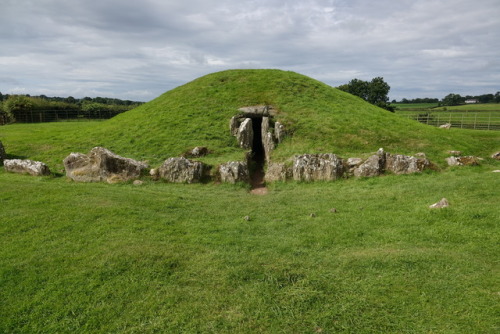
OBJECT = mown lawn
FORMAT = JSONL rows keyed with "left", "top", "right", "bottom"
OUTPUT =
{"left": 1, "top": 165, "right": 499, "bottom": 333}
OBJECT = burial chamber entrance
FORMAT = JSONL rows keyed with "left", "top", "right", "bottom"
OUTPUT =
{"left": 230, "top": 105, "right": 284, "bottom": 190}
{"left": 250, "top": 116, "right": 265, "bottom": 189}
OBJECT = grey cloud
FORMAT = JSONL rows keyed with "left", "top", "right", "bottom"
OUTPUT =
{"left": 0, "top": 0, "right": 499, "bottom": 101}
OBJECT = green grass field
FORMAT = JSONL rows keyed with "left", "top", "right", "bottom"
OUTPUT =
{"left": 1, "top": 165, "right": 499, "bottom": 333}
{"left": 393, "top": 102, "right": 500, "bottom": 130}
{"left": 393, "top": 103, "right": 440, "bottom": 110}
{"left": 396, "top": 110, "right": 500, "bottom": 130}
{"left": 394, "top": 103, "right": 500, "bottom": 111}
{"left": 434, "top": 104, "right": 500, "bottom": 111}
{"left": 1, "top": 70, "right": 499, "bottom": 332}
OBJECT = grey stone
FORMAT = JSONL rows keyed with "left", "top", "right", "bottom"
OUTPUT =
{"left": 218, "top": 161, "right": 249, "bottom": 183}
{"left": 133, "top": 180, "right": 144, "bottom": 186}
{"left": 188, "top": 146, "right": 209, "bottom": 158}
{"left": 237, "top": 118, "right": 253, "bottom": 149}
{"left": 237, "top": 105, "right": 276, "bottom": 117}
{"left": 491, "top": 151, "right": 500, "bottom": 160}
{"left": 346, "top": 158, "right": 363, "bottom": 175}
{"left": 446, "top": 156, "right": 480, "bottom": 166}
{"left": 429, "top": 198, "right": 449, "bottom": 209}
{"left": 377, "top": 147, "right": 386, "bottom": 163}
{"left": 265, "top": 162, "right": 292, "bottom": 182}
{"left": 293, "top": 154, "right": 345, "bottom": 181}
{"left": 415, "top": 152, "right": 427, "bottom": 158}
{"left": 347, "top": 158, "right": 363, "bottom": 168}
{"left": 158, "top": 157, "right": 208, "bottom": 183}
{"left": 274, "top": 122, "right": 286, "bottom": 143}
{"left": 0, "top": 141, "right": 6, "bottom": 165}
{"left": 445, "top": 156, "right": 459, "bottom": 166}
{"left": 385, "top": 153, "right": 431, "bottom": 174}
{"left": 150, "top": 168, "right": 160, "bottom": 180}
{"left": 4, "top": 159, "right": 51, "bottom": 176}
{"left": 229, "top": 116, "right": 240, "bottom": 136}
{"left": 63, "top": 147, "right": 149, "bottom": 183}
{"left": 261, "top": 117, "right": 275, "bottom": 162}
{"left": 353, "top": 154, "right": 383, "bottom": 177}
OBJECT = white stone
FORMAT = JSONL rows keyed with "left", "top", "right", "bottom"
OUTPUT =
{"left": 237, "top": 118, "right": 253, "bottom": 149}
{"left": 429, "top": 198, "right": 449, "bottom": 209}
{"left": 4, "top": 159, "right": 51, "bottom": 176}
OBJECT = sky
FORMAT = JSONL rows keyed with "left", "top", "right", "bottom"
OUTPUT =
{"left": 1, "top": 0, "right": 499, "bottom": 102}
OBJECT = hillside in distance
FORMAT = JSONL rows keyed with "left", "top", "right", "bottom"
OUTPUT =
{"left": 2, "top": 69, "right": 498, "bottom": 170}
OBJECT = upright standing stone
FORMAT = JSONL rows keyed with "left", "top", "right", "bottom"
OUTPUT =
{"left": 274, "top": 122, "right": 285, "bottom": 143}
{"left": 265, "top": 162, "right": 292, "bottom": 182}
{"left": 353, "top": 155, "right": 383, "bottom": 177}
{"left": 237, "top": 118, "right": 253, "bottom": 149}
{"left": 261, "top": 117, "right": 275, "bottom": 162}
{"left": 353, "top": 148, "right": 387, "bottom": 177}
{"left": 293, "top": 154, "right": 345, "bottom": 181}
{"left": 63, "top": 147, "right": 149, "bottom": 183}
{"left": 229, "top": 116, "right": 240, "bottom": 136}
{"left": 385, "top": 153, "right": 431, "bottom": 174}
{"left": 218, "top": 161, "right": 249, "bottom": 183}
{"left": 158, "top": 157, "right": 207, "bottom": 183}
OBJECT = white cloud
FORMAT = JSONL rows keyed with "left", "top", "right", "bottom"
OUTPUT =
{"left": 0, "top": 0, "right": 499, "bottom": 101}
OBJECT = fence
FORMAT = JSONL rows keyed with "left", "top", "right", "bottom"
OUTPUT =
{"left": 396, "top": 110, "right": 500, "bottom": 130}
{"left": 1, "top": 109, "right": 125, "bottom": 124}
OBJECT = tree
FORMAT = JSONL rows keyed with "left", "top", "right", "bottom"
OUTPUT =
{"left": 338, "top": 78, "right": 369, "bottom": 101}
{"left": 64, "top": 96, "right": 76, "bottom": 104}
{"left": 338, "top": 77, "right": 393, "bottom": 112}
{"left": 2, "top": 95, "right": 33, "bottom": 122}
{"left": 442, "top": 93, "right": 463, "bottom": 106}
{"left": 367, "top": 77, "right": 390, "bottom": 106}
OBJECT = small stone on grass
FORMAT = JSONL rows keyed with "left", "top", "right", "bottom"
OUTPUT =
{"left": 429, "top": 198, "right": 449, "bottom": 209}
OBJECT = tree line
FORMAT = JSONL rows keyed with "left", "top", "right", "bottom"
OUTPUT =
{"left": 0, "top": 93, "right": 144, "bottom": 123}
{"left": 337, "top": 77, "right": 500, "bottom": 109}
{"left": 395, "top": 92, "right": 500, "bottom": 106}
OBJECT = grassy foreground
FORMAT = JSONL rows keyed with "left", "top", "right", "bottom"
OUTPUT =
{"left": 1, "top": 166, "right": 499, "bottom": 333}
{"left": 1, "top": 70, "right": 499, "bottom": 332}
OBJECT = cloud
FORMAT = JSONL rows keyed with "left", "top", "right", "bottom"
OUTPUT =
{"left": 0, "top": 0, "right": 499, "bottom": 101}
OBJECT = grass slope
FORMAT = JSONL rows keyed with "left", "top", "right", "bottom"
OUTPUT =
{"left": 1, "top": 69, "right": 499, "bottom": 171}
{"left": 0, "top": 166, "right": 499, "bottom": 333}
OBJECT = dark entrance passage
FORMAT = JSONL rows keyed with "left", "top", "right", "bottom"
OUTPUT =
{"left": 250, "top": 117, "right": 266, "bottom": 192}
